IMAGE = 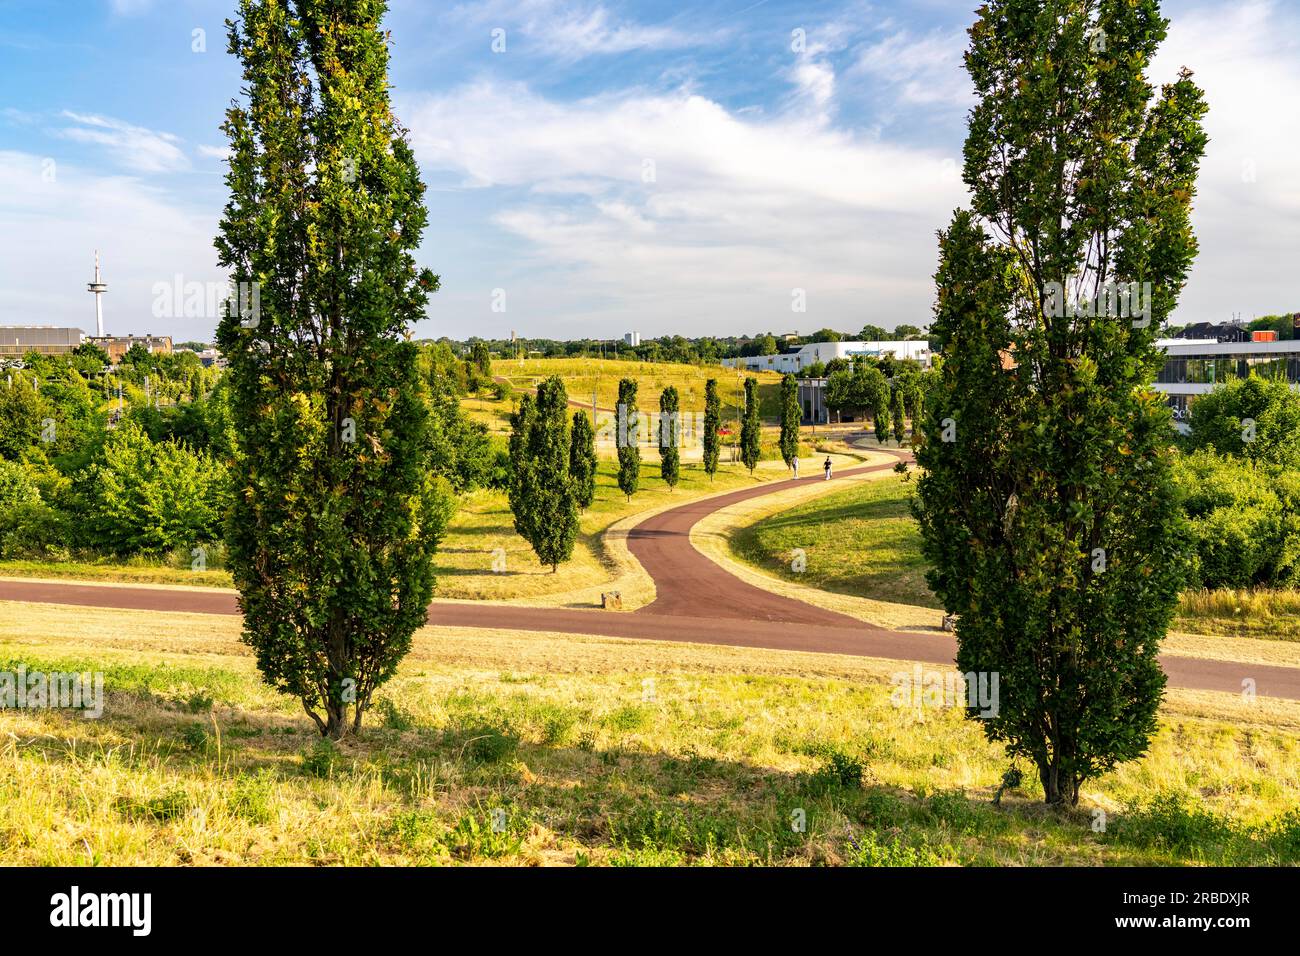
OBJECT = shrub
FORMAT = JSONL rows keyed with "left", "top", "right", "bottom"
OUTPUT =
{"left": 844, "top": 830, "right": 942, "bottom": 866}
{"left": 0, "top": 500, "right": 70, "bottom": 559}
{"left": 1174, "top": 449, "right": 1300, "bottom": 589}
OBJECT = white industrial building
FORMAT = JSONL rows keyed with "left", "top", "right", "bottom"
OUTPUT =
{"left": 723, "top": 339, "right": 932, "bottom": 374}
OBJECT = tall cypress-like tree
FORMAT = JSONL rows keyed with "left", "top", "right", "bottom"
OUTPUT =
{"left": 658, "top": 386, "right": 680, "bottom": 489}
{"left": 740, "top": 377, "right": 761, "bottom": 475}
{"left": 507, "top": 394, "right": 537, "bottom": 544}
{"left": 616, "top": 377, "right": 639, "bottom": 501}
{"left": 778, "top": 373, "right": 799, "bottom": 470}
{"left": 913, "top": 0, "right": 1207, "bottom": 805}
{"left": 470, "top": 341, "right": 492, "bottom": 377}
{"left": 702, "top": 378, "right": 721, "bottom": 480}
{"left": 873, "top": 385, "right": 892, "bottom": 446}
{"left": 570, "top": 409, "right": 597, "bottom": 511}
{"left": 215, "top": 0, "right": 451, "bottom": 739}
{"left": 525, "top": 376, "right": 578, "bottom": 572}
{"left": 890, "top": 386, "right": 906, "bottom": 446}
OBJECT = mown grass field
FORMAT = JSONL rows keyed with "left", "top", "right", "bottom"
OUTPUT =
{"left": 732, "top": 472, "right": 938, "bottom": 610}
{"left": 731, "top": 471, "right": 1300, "bottom": 642}
{"left": 2, "top": 602, "right": 1298, "bottom": 866}
{"left": 491, "top": 357, "right": 784, "bottom": 421}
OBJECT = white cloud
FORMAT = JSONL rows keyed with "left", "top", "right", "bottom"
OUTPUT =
{"left": 0, "top": 150, "right": 220, "bottom": 337}
{"left": 450, "top": 0, "right": 715, "bottom": 58}
{"left": 403, "top": 73, "right": 968, "bottom": 336}
{"left": 197, "top": 144, "right": 232, "bottom": 161}
{"left": 56, "top": 111, "right": 190, "bottom": 174}
{"left": 850, "top": 28, "right": 973, "bottom": 109}
{"left": 108, "top": 0, "right": 153, "bottom": 16}
{"left": 1152, "top": 0, "right": 1300, "bottom": 320}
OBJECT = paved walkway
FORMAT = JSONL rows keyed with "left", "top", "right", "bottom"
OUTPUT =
{"left": 3, "top": 448, "right": 1298, "bottom": 700}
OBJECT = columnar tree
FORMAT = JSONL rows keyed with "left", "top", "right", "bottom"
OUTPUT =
{"left": 658, "top": 386, "right": 680, "bottom": 489}
{"left": 740, "top": 377, "right": 761, "bottom": 474}
{"left": 507, "top": 395, "right": 537, "bottom": 542}
{"left": 890, "top": 386, "right": 906, "bottom": 445}
{"left": 215, "top": 0, "right": 451, "bottom": 738}
{"left": 779, "top": 373, "right": 800, "bottom": 470}
{"left": 523, "top": 377, "right": 579, "bottom": 571}
{"left": 913, "top": 0, "right": 1207, "bottom": 804}
{"left": 470, "top": 341, "right": 492, "bottom": 377}
{"left": 570, "top": 410, "right": 597, "bottom": 511}
{"left": 873, "top": 384, "right": 892, "bottom": 446}
{"left": 702, "top": 378, "right": 721, "bottom": 480}
{"left": 616, "top": 377, "right": 639, "bottom": 501}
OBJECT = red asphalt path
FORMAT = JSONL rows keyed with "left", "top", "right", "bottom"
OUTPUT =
{"left": 2, "top": 448, "right": 1299, "bottom": 701}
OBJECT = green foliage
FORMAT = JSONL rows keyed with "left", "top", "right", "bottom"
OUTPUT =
{"left": 0, "top": 459, "right": 40, "bottom": 509}
{"left": 1184, "top": 374, "right": 1300, "bottom": 468}
{"left": 569, "top": 411, "right": 597, "bottom": 511}
{"left": 658, "top": 386, "right": 680, "bottom": 489}
{"left": 873, "top": 383, "right": 892, "bottom": 445}
{"left": 616, "top": 378, "right": 640, "bottom": 500}
{"left": 740, "top": 377, "right": 761, "bottom": 474}
{"left": 0, "top": 460, "right": 66, "bottom": 559}
{"left": 890, "top": 386, "right": 906, "bottom": 445}
{"left": 469, "top": 341, "right": 492, "bottom": 376}
{"left": 702, "top": 378, "right": 721, "bottom": 480}
{"left": 914, "top": 1, "right": 1207, "bottom": 805}
{"left": 778, "top": 374, "right": 799, "bottom": 469}
{"left": 825, "top": 357, "right": 889, "bottom": 425}
{"left": 215, "top": 0, "right": 448, "bottom": 739}
{"left": 427, "top": 369, "right": 495, "bottom": 492}
{"left": 0, "top": 376, "right": 48, "bottom": 460}
{"left": 1174, "top": 449, "right": 1300, "bottom": 589}
{"left": 508, "top": 377, "right": 579, "bottom": 571}
{"left": 508, "top": 395, "right": 537, "bottom": 542}
{"left": 74, "top": 422, "right": 228, "bottom": 557}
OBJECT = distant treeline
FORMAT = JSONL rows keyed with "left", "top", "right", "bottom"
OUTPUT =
{"left": 420, "top": 324, "right": 933, "bottom": 366}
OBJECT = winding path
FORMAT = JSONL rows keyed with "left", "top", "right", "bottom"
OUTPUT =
{"left": 2, "top": 450, "right": 1299, "bottom": 701}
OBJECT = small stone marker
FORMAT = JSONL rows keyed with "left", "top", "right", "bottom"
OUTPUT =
{"left": 942, "top": 614, "right": 959, "bottom": 633}
{"left": 602, "top": 591, "right": 623, "bottom": 610}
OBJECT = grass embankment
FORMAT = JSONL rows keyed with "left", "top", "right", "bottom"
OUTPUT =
{"left": 491, "top": 357, "right": 784, "bottom": 420}
{"left": 728, "top": 472, "right": 1300, "bottom": 643}
{"left": 1, "top": 601, "right": 1297, "bottom": 866}
{"left": 0, "top": 453, "right": 847, "bottom": 605}
{"left": 3, "top": 361, "right": 839, "bottom": 601}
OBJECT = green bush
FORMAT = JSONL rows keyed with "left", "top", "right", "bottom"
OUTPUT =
{"left": 0, "top": 500, "right": 70, "bottom": 559}
{"left": 1174, "top": 449, "right": 1300, "bottom": 589}
{"left": 73, "top": 421, "right": 228, "bottom": 557}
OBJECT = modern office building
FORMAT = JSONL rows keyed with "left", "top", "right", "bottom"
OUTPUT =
{"left": 724, "top": 339, "right": 932, "bottom": 374}
{"left": 1154, "top": 334, "right": 1300, "bottom": 417}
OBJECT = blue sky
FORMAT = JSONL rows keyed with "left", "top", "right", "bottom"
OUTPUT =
{"left": 2, "top": 0, "right": 1298, "bottom": 343}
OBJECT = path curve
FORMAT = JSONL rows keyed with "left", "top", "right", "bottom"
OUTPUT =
{"left": 2, "top": 448, "right": 1300, "bottom": 701}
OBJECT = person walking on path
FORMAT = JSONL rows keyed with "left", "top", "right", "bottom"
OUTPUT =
{"left": 792, "top": 457, "right": 800, "bottom": 479}
{"left": 823, "top": 456, "right": 832, "bottom": 481}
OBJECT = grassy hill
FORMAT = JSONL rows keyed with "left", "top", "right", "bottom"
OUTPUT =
{"left": 491, "top": 357, "right": 784, "bottom": 421}
{"left": 3, "top": 602, "right": 1297, "bottom": 866}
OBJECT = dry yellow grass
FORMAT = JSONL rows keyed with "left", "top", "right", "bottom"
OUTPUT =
{"left": 2, "top": 600, "right": 1298, "bottom": 866}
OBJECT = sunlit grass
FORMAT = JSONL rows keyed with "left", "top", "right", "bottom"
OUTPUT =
{"left": 1, "top": 604, "right": 1297, "bottom": 866}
